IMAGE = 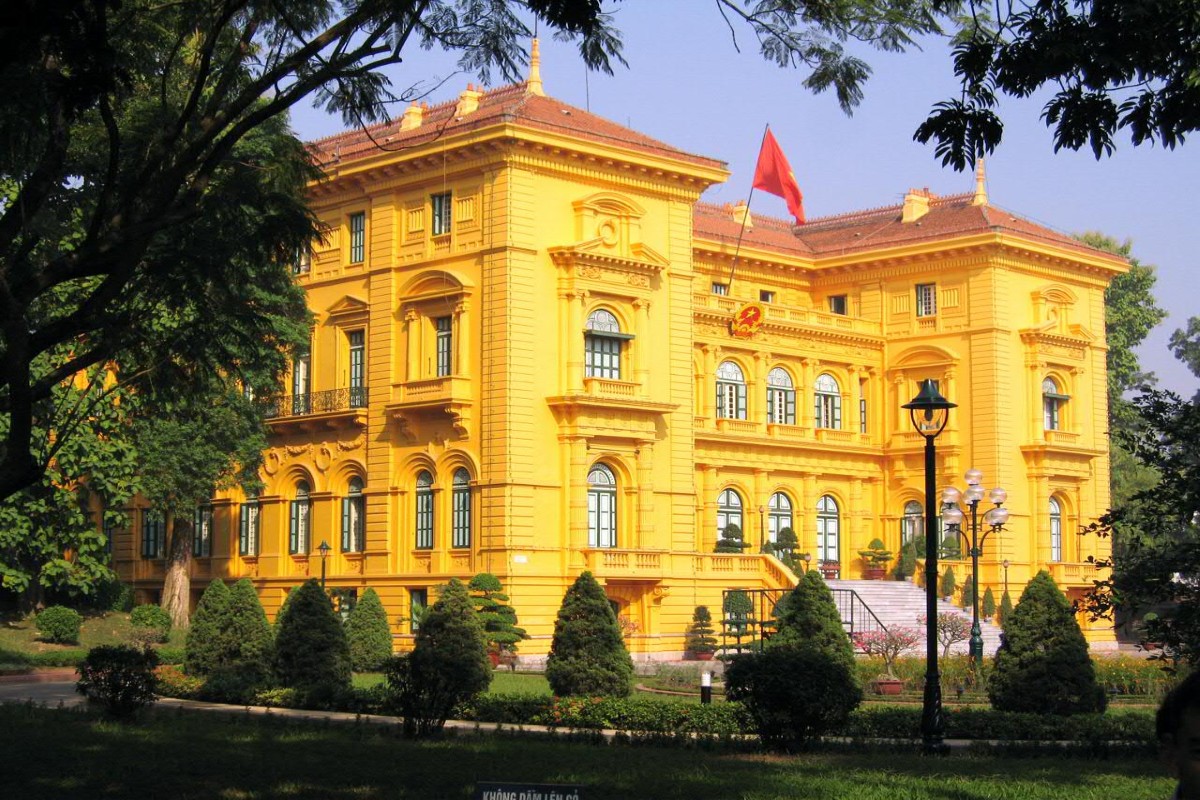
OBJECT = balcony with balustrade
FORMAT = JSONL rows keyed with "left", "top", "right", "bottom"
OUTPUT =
{"left": 262, "top": 387, "right": 368, "bottom": 431}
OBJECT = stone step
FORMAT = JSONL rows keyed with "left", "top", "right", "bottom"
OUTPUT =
{"left": 826, "top": 578, "right": 1004, "bottom": 657}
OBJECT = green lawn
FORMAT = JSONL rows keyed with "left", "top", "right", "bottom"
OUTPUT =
{"left": 2, "top": 703, "right": 1171, "bottom": 799}
{"left": 0, "top": 609, "right": 185, "bottom": 668}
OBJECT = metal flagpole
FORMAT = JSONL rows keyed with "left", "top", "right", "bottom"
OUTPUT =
{"left": 724, "top": 123, "right": 770, "bottom": 292}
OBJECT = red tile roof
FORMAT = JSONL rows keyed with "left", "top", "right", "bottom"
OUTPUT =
{"left": 309, "top": 82, "right": 724, "bottom": 170}
{"left": 694, "top": 194, "right": 1128, "bottom": 265}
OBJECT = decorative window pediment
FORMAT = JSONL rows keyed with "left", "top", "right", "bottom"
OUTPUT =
{"left": 326, "top": 295, "right": 369, "bottom": 325}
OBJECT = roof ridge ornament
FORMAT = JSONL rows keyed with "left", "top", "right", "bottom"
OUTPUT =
{"left": 527, "top": 37, "right": 544, "bottom": 96}
{"left": 972, "top": 157, "right": 988, "bottom": 206}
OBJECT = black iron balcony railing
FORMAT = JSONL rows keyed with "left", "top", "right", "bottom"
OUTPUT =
{"left": 261, "top": 387, "right": 368, "bottom": 419}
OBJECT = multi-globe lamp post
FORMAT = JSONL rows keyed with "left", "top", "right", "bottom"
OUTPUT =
{"left": 902, "top": 378, "right": 955, "bottom": 754}
{"left": 940, "top": 471, "right": 1009, "bottom": 665}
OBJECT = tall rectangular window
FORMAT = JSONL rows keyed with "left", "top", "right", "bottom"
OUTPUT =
{"left": 289, "top": 496, "right": 310, "bottom": 554}
{"left": 435, "top": 317, "right": 453, "bottom": 377}
{"left": 767, "top": 386, "right": 795, "bottom": 425}
{"left": 584, "top": 335, "right": 621, "bottom": 379}
{"left": 415, "top": 473, "right": 433, "bottom": 550}
{"left": 192, "top": 505, "right": 212, "bottom": 558}
{"left": 239, "top": 499, "right": 259, "bottom": 556}
{"left": 431, "top": 192, "right": 452, "bottom": 236}
{"left": 711, "top": 282, "right": 729, "bottom": 296}
{"left": 452, "top": 470, "right": 472, "bottom": 549}
{"left": 410, "top": 589, "right": 428, "bottom": 633}
{"left": 915, "top": 283, "right": 937, "bottom": 317}
{"left": 860, "top": 397, "right": 868, "bottom": 434}
{"left": 348, "top": 330, "right": 365, "bottom": 407}
{"left": 829, "top": 295, "right": 848, "bottom": 315}
{"left": 292, "top": 246, "right": 311, "bottom": 275}
{"left": 292, "top": 346, "right": 310, "bottom": 415}
{"left": 141, "top": 511, "right": 165, "bottom": 559}
{"left": 759, "top": 290, "right": 775, "bottom": 304}
{"left": 349, "top": 212, "right": 365, "bottom": 263}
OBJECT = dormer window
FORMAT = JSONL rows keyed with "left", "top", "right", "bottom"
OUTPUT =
{"left": 915, "top": 283, "right": 937, "bottom": 317}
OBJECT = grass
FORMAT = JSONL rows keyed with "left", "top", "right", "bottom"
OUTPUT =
{"left": 1, "top": 702, "right": 1173, "bottom": 799}
{"left": 0, "top": 609, "right": 186, "bottom": 669}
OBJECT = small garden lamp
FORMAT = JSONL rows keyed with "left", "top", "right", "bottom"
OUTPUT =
{"left": 317, "top": 540, "right": 331, "bottom": 590}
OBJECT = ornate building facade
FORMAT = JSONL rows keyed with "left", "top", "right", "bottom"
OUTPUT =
{"left": 115, "top": 53, "right": 1125, "bottom": 655}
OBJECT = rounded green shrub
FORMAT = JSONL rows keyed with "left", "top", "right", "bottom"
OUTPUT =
{"left": 274, "top": 578, "right": 351, "bottom": 697}
{"left": 769, "top": 569, "right": 856, "bottom": 672}
{"left": 76, "top": 644, "right": 159, "bottom": 719}
{"left": 223, "top": 579, "right": 275, "bottom": 683}
{"left": 988, "top": 570, "right": 1107, "bottom": 714}
{"left": 726, "top": 646, "right": 862, "bottom": 751}
{"left": 385, "top": 578, "right": 491, "bottom": 736}
{"left": 185, "top": 580, "right": 231, "bottom": 675}
{"left": 130, "top": 603, "right": 172, "bottom": 643}
{"left": 345, "top": 587, "right": 393, "bottom": 671}
{"left": 545, "top": 571, "right": 633, "bottom": 697}
{"left": 36, "top": 605, "right": 82, "bottom": 644}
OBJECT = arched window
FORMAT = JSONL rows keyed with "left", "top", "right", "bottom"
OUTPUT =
{"left": 902, "top": 500, "right": 923, "bottom": 546}
{"left": 239, "top": 493, "right": 260, "bottom": 556}
{"left": 716, "top": 361, "right": 747, "bottom": 420}
{"left": 1043, "top": 377, "right": 1069, "bottom": 431}
{"left": 766, "top": 368, "right": 796, "bottom": 425}
{"left": 289, "top": 480, "right": 311, "bottom": 554}
{"left": 768, "top": 492, "right": 793, "bottom": 543}
{"left": 717, "top": 488, "right": 744, "bottom": 538}
{"left": 415, "top": 471, "right": 433, "bottom": 549}
{"left": 585, "top": 309, "right": 625, "bottom": 380}
{"left": 817, "top": 495, "right": 840, "bottom": 562}
{"left": 814, "top": 373, "right": 842, "bottom": 429}
{"left": 587, "top": 464, "right": 617, "bottom": 548}
{"left": 342, "top": 476, "right": 365, "bottom": 553}
{"left": 1050, "top": 496, "right": 1063, "bottom": 562}
{"left": 452, "top": 468, "right": 472, "bottom": 549}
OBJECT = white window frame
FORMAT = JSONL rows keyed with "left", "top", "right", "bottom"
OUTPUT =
{"left": 915, "top": 283, "right": 937, "bottom": 317}
{"left": 289, "top": 481, "right": 311, "bottom": 554}
{"left": 431, "top": 192, "right": 452, "bottom": 236}
{"left": 1050, "top": 496, "right": 1063, "bottom": 562}
{"left": 717, "top": 488, "right": 743, "bottom": 539}
{"left": 768, "top": 492, "right": 793, "bottom": 544}
{"left": 814, "top": 373, "right": 842, "bottom": 429}
{"left": 716, "top": 361, "right": 747, "bottom": 420}
{"left": 452, "top": 469, "right": 472, "bottom": 549}
{"left": 587, "top": 463, "right": 617, "bottom": 548}
{"left": 901, "top": 500, "right": 923, "bottom": 546}
{"left": 342, "top": 477, "right": 365, "bottom": 553}
{"left": 239, "top": 496, "right": 260, "bottom": 556}
{"left": 766, "top": 367, "right": 795, "bottom": 425}
{"left": 349, "top": 212, "right": 365, "bottom": 263}
{"left": 585, "top": 309, "right": 626, "bottom": 380}
{"left": 817, "top": 495, "right": 840, "bottom": 562}
{"left": 415, "top": 471, "right": 434, "bottom": 549}
{"left": 1043, "top": 377, "right": 1068, "bottom": 431}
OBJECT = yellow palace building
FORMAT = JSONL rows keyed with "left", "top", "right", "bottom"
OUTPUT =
{"left": 117, "top": 50, "right": 1125, "bottom": 655}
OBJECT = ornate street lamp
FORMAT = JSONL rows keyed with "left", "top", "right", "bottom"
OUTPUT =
{"left": 801, "top": 552, "right": 812, "bottom": 572}
{"left": 941, "top": 471, "right": 1009, "bottom": 666}
{"left": 318, "top": 540, "right": 331, "bottom": 590}
{"left": 903, "top": 379, "right": 955, "bottom": 755}
{"left": 1002, "top": 559, "right": 1011, "bottom": 596}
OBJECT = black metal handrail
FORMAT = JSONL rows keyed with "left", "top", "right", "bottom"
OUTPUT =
{"left": 261, "top": 387, "right": 368, "bottom": 419}
{"left": 718, "top": 584, "right": 889, "bottom": 653}
{"left": 829, "top": 587, "right": 890, "bottom": 639}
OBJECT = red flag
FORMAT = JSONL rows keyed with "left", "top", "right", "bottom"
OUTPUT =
{"left": 752, "top": 128, "right": 805, "bottom": 224}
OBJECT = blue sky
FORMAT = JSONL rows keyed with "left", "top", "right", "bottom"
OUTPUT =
{"left": 291, "top": 4, "right": 1199, "bottom": 397}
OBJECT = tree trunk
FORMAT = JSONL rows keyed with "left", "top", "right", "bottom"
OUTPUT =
{"left": 17, "top": 579, "right": 45, "bottom": 617}
{"left": 161, "top": 511, "right": 192, "bottom": 628}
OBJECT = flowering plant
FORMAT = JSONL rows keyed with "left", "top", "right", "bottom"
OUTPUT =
{"left": 617, "top": 615, "right": 641, "bottom": 638}
{"left": 854, "top": 626, "right": 922, "bottom": 679}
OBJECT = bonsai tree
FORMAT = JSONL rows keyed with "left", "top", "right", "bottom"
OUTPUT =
{"left": 857, "top": 537, "right": 892, "bottom": 574}
{"left": 467, "top": 573, "right": 528, "bottom": 657}
{"left": 988, "top": 571, "right": 1107, "bottom": 715}
{"left": 919, "top": 611, "right": 971, "bottom": 658}
{"left": 982, "top": 586, "right": 997, "bottom": 620}
{"left": 939, "top": 565, "right": 957, "bottom": 601}
{"left": 185, "top": 579, "right": 231, "bottom": 675}
{"left": 685, "top": 605, "right": 718, "bottom": 657}
{"left": 940, "top": 533, "right": 963, "bottom": 559}
{"left": 722, "top": 589, "right": 756, "bottom": 650}
{"left": 769, "top": 570, "right": 856, "bottom": 673}
{"left": 274, "top": 578, "right": 351, "bottom": 701}
{"left": 384, "top": 578, "right": 491, "bottom": 737}
{"left": 715, "top": 522, "right": 747, "bottom": 553}
{"left": 771, "top": 526, "right": 799, "bottom": 568}
{"left": 855, "top": 625, "right": 921, "bottom": 680}
{"left": 344, "top": 587, "right": 393, "bottom": 672}
{"left": 545, "top": 571, "right": 633, "bottom": 697}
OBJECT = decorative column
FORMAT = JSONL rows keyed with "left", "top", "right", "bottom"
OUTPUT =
{"left": 850, "top": 477, "right": 864, "bottom": 559}
{"left": 751, "top": 352, "right": 767, "bottom": 425}
{"left": 800, "top": 359, "right": 814, "bottom": 429}
{"left": 633, "top": 298, "right": 651, "bottom": 389}
{"left": 701, "top": 465, "right": 718, "bottom": 551}
{"left": 801, "top": 472, "right": 816, "bottom": 555}
{"left": 1035, "top": 475, "right": 1050, "bottom": 565}
{"left": 404, "top": 308, "right": 420, "bottom": 382}
{"left": 636, "top": 440, "right": 655, "bottom": 549}
{"left": 453, "top": 301, "right": 469, "bottom": 377}
{"left": 701, "top": 346, "right": 719, "bottom": 419}
{"left": 568, "top": 436, "right": 589, "bottom": 561}
{"left": 754, "top": 468, "right": 769, "bottom": 549}
{"left": 565, "top": 290, "right": 587, "bottom": 393}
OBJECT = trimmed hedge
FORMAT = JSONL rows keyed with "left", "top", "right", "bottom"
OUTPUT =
{"left": 462, "top": 694, "right": 750, "bottom": 736}
{"left": 36, "top": 606, "right": 82, "bottom": 644}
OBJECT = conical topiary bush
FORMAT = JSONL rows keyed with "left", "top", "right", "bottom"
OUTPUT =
{"left": 545, "top": 571, "right": 632, "bottom": 697}
{"left": 274, "top": 578, "right": 351, "bottom": 697}
{"left": 345, "top": 588, "right": 393, "bottom": 671}
{"left": 185, "top": 579, "right": 230, "bottom": 675}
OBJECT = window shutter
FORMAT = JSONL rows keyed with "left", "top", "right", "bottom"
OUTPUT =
{"left": 786, "top": 390, "right": 795, "bottom": 424}
{"left": 341, "top": 498, "right": 351, "bottom": 551}
{"left": 289, "top": 503, "right": 298, "bottom": 553}
{"left": 833, "top": 397, "right": 842, "bottom": 429}
{"left": 814, "top": 394, "right": 821, "bottom": 426}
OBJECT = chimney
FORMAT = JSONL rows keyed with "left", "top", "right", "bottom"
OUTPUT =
{"left": 399, "top": 101, "right": 424, "bottom": 131}
{"left": 902, "top": 188, "right": 932, "bottom": 223}
{"left": 972, "top": 158, "right": 988, "bottom": 206}
{"left": 456, "top": 83, "right": 483, "bottom": 116}
{"left": 731, "top": 200, "right": 753, "bottom": 229}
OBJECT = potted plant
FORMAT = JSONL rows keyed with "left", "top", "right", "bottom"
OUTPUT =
{"left": 685, "top": 605, "right": 718, "bottom": 660}
{"left": 857, "top": 538, "right": 892, "bottom": 580}
{"left": 818, "top": 560, "right": 840, "bottom": 580}
{"left": 715, "top": 523, "right": 747, "bottom": 553}
{"left": 855, "top": 625, "right": 921, "bottom": 694}
{"left": 892, "top": 541, "right": 917, "bottom": 581}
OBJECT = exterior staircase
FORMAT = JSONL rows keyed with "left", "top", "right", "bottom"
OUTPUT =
{"left": 827, "top": 578, "right": 1004, "bottom": 657}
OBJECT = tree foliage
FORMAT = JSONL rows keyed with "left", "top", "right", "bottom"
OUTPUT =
{"left": 915, "top": 0, "right": 1200, "bottom": 168}
{"left": 1169, "top": 316, "right": 1200, "bottom": 393}
{"left": 185, "top": 580, "right": 231, "bottom": 675}
{"left": 76, "top": 644, "right": 158, "bottom": 719}
{"left": 545, "top": 571, "right": 633, "bottom": 697}
{"left": 467, "top": 573, "right": 527, "bottom": 654}
{"left": 384, "top": 578, "right": 491, "bottom": 736}
{"left": 345, "top": 587, "right": 393, "bottom": 672}
{"left": 1082, "top": 389, "right": 1200, "bottom": 664}
{"left": 273, "top": 579, "right": 351, "bottom": 698}
{"left": 990, "top": 571, "right": 1106, "bottom": 714}
{"left": 222, "top": 579, "right": 276, "bottom": 684}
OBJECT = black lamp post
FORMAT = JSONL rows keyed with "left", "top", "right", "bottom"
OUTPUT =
{"left": 1002, "top": 559, "right": 1010, "bottom": 596}
{"left": 940, "top": 472, "right": 1009, "bottom": 666}
{"left": 903, "top": 378, "right": 955, "bottom": 755}
{"left": 802, "top": 552, "right": 812, "bottom": 572}
{"left": 759, "top": 505, "right": 767, "bottom": 552}
{"left": 318, "top": 540, "right": 331, "bottom": 590}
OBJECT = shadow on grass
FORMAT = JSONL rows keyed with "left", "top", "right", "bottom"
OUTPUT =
{"left": 2, "top": 702, "right": 1172, "bottom": 800}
